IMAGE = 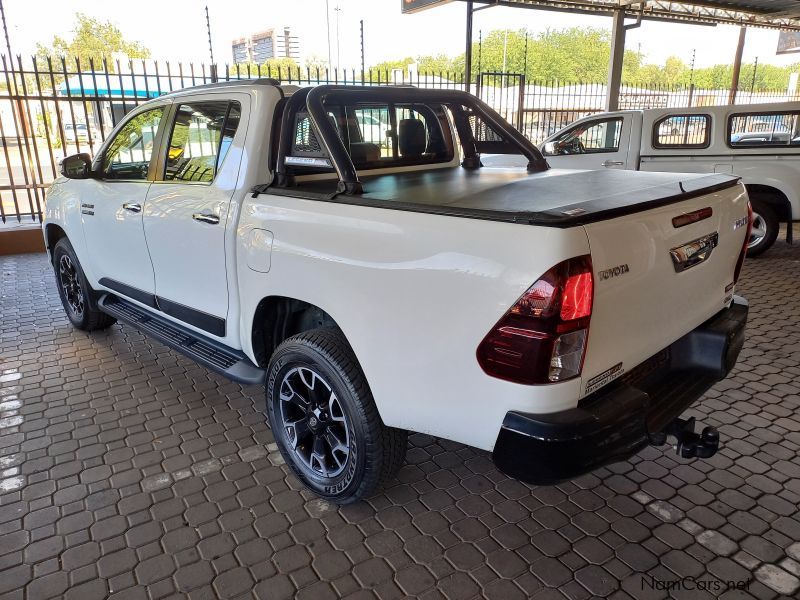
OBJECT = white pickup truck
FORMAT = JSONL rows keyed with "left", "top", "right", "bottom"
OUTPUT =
{"left": 537, "top": 102, "right": 800, "bottom": 256}
{"left": 44, "top": 81, "right": 750, "bottom": 503}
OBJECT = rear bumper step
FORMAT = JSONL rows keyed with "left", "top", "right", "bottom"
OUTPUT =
{"left": 492, "top": 296, "right": 748, "bottom": 484}
{"left": 98, "top": 294, "right": 266, "bottom": 386}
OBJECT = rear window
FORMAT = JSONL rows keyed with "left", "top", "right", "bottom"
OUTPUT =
{"left": 728, "top": 112, "right": 800, "bottom": 147}
{"left": 286, "top": 102, "right": 454, "bottom": 171}
{"left": 653, "top": 114, "right": 711, "bottom": 149}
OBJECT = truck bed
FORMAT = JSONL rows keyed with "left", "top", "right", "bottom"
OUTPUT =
{"left": 286, "top": 167, "right": 739, "bottom": 227}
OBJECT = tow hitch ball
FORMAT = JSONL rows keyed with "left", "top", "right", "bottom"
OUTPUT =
{"left": 649, "top": 417, "right": 720, "bottom": 459}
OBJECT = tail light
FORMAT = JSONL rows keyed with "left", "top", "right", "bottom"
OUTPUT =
{"left": 733, "top": 201, "right": 753, "bottom": 285}
{"left": 477, "top": 256, "right": 593, "bottom": 385}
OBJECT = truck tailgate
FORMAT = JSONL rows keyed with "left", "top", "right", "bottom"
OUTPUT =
{"left": 579, "top": 180, "right": 749, "bottom": 397}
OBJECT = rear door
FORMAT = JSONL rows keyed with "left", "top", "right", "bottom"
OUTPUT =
{"left": 579, "top": 181, "right": 749, "bottom": 397}
{"left": 142, "top": 95, "right": 247, "bottom": 340}
{"left": 542, "top": 114, "right": 632, "bottom": 170}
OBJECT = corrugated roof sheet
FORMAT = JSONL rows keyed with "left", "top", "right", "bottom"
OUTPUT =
{"left": 473, "top": 0, "right": 800, "bottom": 29}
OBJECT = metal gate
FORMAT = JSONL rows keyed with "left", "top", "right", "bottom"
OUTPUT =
{"left": 476, "top": 72, "right": 526, "bottom": 132}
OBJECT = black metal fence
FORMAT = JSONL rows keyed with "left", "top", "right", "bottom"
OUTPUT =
{"left": 2, "top": 56, "right": 799, "bottom": 225}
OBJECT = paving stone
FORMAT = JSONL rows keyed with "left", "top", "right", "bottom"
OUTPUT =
{"left": 754, "top": 564, "right": 800, "bottom": 596}
{"left": 1, "top": 239, "right": 799, "bottom": 598}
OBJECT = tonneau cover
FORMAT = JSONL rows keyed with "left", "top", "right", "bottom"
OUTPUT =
{"left": 292, "top": 167, "right": 740, "bottom": 227}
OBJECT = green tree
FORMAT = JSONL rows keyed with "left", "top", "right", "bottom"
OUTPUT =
{"left": 35, "top": 13, "right": 150, "bottom": 71}
{"left": 369, "top": 57, "right": 416, "bottom": 72}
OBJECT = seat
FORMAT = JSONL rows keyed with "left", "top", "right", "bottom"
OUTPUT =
{"left": 399, "top": 119, "right": 427, "bottom": 158}
{"left": 349, "top": 142, "right": 381, "bottom": 165}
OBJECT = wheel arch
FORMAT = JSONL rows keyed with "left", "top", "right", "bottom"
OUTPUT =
{"left": 250, "top": 295, "right": 349, "bottom": 368}
{"left": 744, "top": 183, "right": 793, "bottom": 224}
{"left": 44, "top": 223, "right": 68, "bottom": 260}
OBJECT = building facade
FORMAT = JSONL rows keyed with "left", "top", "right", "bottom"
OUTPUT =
{"left": 232, "top": 27, "right": 300, "bottom": 64}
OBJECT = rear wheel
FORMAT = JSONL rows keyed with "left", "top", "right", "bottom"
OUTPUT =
{"left": 266, "top": 328, "right": 406, "bottom": 504}
{"left": 52, "top": 238, "right": 116, "bottom": 331}
{"left": 746, "top": 199, "right": 779, "bottom": 258}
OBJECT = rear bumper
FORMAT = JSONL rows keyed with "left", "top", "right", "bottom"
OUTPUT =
{"left": 492, "top": 296, "right": 748, "bottom": 485}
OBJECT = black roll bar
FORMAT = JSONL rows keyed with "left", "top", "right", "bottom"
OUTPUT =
{"left": 274, "top": 87, "right": 311, "bottom": 188}
{"left": 283, "top": 85, "right": 549, "bottom": 195}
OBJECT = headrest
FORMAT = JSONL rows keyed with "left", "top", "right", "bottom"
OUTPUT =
{"left": 399, "top": 119, "right": 426, "bottom": 157}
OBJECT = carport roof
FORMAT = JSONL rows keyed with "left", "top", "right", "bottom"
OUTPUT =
{"left": 464, "top": 0, "right": 800, "bottom": 30}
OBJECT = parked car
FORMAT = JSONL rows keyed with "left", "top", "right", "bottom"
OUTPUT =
{"left": 63, "top": 122, "right": 98, "bottom": 144}
{"left": 537, "top": 102, "right": 800, "bottom": 256}
{"left": 44, "top": 81, "right": 749, "bottom": 503}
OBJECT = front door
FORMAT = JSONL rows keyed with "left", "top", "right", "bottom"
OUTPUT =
{"left": 81, "top": 105, "right": 168, "bottom": 305}
{"left": 143, "top": 97, "right": 246, "bottom": 339}
{"left": 543, "top": 115, "right": 630, "bottom": 170}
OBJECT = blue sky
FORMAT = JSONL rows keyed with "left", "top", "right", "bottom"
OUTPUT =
{"left": 3, "top": 0, "right": 798, "bottom": 71}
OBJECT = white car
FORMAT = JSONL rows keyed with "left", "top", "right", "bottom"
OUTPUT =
{"left": 44, "top": 81, "right": 749, "bottom": 503}
{"left": 538, "top": 102, "right": 800, "bottom": 256}
{"left": 63, "top": 122, "right": 98, "bottom": 144}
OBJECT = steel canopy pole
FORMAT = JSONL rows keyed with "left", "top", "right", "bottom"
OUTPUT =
{"left": 729, "top": 26, "right": 746, "bottom": 105}
{"left": 465, "top": 0, "right": 474, "bottom": 94}
{"left": 606, "top": 8, "right": 625, "bottom": 111}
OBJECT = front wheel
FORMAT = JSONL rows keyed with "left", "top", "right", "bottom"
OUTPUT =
{"left": 746, "top": 200, "right": 779, "bottom": 258}
{"left": 52, "top": 238, "right": 116, "bottom": 331}
{"left": 266, "top": 328, "right": 407, "bottom": 504}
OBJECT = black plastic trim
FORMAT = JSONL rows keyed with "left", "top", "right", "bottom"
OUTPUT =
{"left": 97, "top": 277, "right": 226, "bottom": 337}
{"left": 157, "top": 296, "right": 226, "bottom": 338}
{"left": 98, "top": 277, "right": 156, "bottom": 308}
{"left": 492, "top": 296, "right": 748, "bottom": 484}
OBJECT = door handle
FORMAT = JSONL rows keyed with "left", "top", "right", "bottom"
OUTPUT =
{"left": 122, "top": 203, "right": 142, "bottom": 213}
{"left": 602, "top": 160, "right": 625, "bottom": 167}
{"left": 192, "top": 213, "right": 220, "bottom": 225}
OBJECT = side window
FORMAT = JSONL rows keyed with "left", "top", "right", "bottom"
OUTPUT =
{"left": 286, "top": 103, "right": 452, "bottom": 170}
{"left": 729, "top": 112, "right": 800, "bottom": 147}
{"left": 354, "top": 107, "right": 391, "bottom": 156}
{"left": 164, "top": 101, "right": 241, "bottom": 183}
{"left": 543, "top": 118, "right": 622, "bottom": 156}
{"left": 654, "top": 114, "right": 710, "bottom": 148}
{"left": 102, "top": 107, "right": 164, "bottom": 180}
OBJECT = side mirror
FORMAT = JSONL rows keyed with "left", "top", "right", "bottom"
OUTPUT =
{"left": 542, "top": 141, "right": 557, "bottom": 156}
{"left": 60, "top": 153, "right": 92, "bottom": 179}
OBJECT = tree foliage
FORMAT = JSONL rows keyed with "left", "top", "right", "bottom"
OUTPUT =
{"left": 369, "top": 26, "right": 800, "bottom": 91}
{"left": 35, "top": 13, "right": 150, "bottom": 71}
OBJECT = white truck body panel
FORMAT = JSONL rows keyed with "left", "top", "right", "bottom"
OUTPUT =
{"left": 580, "top": 183, "right": 749, "bottom": 395}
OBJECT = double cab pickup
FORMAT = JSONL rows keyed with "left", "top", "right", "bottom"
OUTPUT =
{"left": 44, "top": 81, "right": 749, "bottom": 502}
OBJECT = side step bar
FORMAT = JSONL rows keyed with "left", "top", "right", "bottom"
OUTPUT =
{"left": 98, "top": 294, "right": 266, "bottom": 386}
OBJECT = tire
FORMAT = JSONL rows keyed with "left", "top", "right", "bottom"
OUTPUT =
{"left": 52, "top": 238, "right": 117, "bottom": 331}
{"left": 746, "top": 199, "right": 779, "bottom": 258}
{"left": 266, "top": 328, "right": 407, "bottom": 504}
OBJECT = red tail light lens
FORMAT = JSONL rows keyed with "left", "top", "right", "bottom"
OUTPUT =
{"left": 733, "top": 201, "right": 753, "bottom": 285}
{"left": 477, "top": 256, "right": 593, "bottom": 385}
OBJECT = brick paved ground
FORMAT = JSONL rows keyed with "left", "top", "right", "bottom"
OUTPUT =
{"left": 1, "top": 230, "right": 799, "bottom": 600}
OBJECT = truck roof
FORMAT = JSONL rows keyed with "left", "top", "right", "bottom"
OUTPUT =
{"left": 612, "top": 101, "right": 800, "bottom": 118}
{"left": 158, "top": 78, "right": 294, "bottom": 99}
